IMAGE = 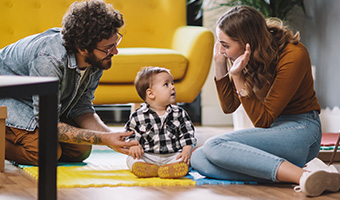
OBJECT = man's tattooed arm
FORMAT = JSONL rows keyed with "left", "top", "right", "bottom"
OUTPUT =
{"left": 57, "top": 122, "right": 103, "bottom": 145}
{"left": 57, "top": 122, "right": 139, "bottom": 154}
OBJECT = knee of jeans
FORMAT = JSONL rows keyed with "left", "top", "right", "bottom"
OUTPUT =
{"left": 203, "top": 137, "right": 232, "bottom": 163}
{"left": 204, "top": 134, "right": 230, "bottom": 148}
{"left": 191, "top": 148, "right": 213, "bottom": 176}
{"left": 191, "top": 148, "right": 203, "bottom": 169}
{"left": 203, "top": 137, "right": 222, "bottom": 153}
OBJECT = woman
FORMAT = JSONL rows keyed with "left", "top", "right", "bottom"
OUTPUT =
{"left": 191, "top": 6, "right": 340, "bottom": 197}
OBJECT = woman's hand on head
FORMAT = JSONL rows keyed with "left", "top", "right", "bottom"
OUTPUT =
{"left": 230, "top": 43, "right": 251, "bottom": 77}
{"left": 214, "top": 42, "right": 229, "bottom": 80}
{"left": 214, "top": 42, "right": 227, "bottom": 66}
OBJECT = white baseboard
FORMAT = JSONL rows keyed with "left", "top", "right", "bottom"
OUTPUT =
{"left": 320, "top": 106, "right": 340, "bottom": 133}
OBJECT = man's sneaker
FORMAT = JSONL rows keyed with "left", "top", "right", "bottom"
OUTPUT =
{"left": 158, "top": 162, "right": 188, "bottom": 179}
{"left": 303, "top": 157, "right": 338, "bottom": 173}
{"left": 131, "top": 162, "right": 159, "bottom": 178}
{"left": 294, "top": 170, "right": 340, "bottom": 197}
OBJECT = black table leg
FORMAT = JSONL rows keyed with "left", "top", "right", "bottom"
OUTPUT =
{"left": 39, "top": 94, "right": 58, "bottom": 200}
{"left": 329, "top": 133, "right": 340, "bottom": 165}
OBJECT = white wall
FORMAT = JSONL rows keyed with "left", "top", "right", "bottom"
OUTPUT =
{"left": 200, "top": 3, "right": 233, "bottom": 126}
{"left": 297, "top": 0, "right": 340, "bottom": 108}
{"left": 297, "top": 0, "right": 340, "bottom": 132}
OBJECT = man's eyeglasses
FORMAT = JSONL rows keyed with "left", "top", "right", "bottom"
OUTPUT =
{"left": 94, "top": 32, "right": 123, "bottom": 56}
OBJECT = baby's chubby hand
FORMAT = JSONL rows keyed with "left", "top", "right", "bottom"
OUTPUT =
{"left": 128, "top": 144, "right": 144, "bottom": 160}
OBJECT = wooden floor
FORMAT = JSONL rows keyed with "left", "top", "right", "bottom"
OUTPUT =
{"left": 1, "top": 126, "right": 340, "bottom": 200}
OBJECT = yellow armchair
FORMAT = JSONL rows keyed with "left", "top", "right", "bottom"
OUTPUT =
{"left": 0, "top": 0, "right": 214, "bottom": 104}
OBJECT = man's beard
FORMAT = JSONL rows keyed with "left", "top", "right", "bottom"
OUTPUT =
{"left": 85, "top": 53, "right": 112, "bottom": 70}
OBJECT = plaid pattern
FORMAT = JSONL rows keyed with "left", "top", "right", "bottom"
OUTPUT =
{"left": 125, "top": 103, "right": 196, "bottom": 154}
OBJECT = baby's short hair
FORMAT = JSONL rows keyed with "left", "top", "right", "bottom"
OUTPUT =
{"left": 135, "top": 66, "right": 171, "bottom": 101}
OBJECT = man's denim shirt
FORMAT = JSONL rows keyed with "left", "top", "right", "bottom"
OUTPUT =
{"left": 0, "top": 28, "right": 103, "bottom": 131}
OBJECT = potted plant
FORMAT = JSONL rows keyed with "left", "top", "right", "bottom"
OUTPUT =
{"left": 196, "top": 0, "right": 305, "bottom": 21}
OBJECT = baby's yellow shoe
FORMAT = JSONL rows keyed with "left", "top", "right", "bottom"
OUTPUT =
{"left": 132, "top": 162, "right": 159, "bottom": 178}
{"left": 158, "top": 162, "right": 188, "bottom": 179}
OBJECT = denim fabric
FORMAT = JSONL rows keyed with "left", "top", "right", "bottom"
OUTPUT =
{"left": 0, "top": 28, "right": 103, "bottom": 131}
{"left": 191, "top": 110, "right": 321, "bottom": 183}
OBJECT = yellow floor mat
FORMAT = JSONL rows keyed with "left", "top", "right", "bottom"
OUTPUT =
{"left": 21, "top": 149, "right": 196, "bottom": 188}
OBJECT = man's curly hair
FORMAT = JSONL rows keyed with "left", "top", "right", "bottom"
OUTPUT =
{"left": 61, "top": 0, "right": 124, "bottom": 54}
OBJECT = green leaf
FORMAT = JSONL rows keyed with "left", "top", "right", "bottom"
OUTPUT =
{"left": 207, "top": 0, "right": 305, "bottom": 20}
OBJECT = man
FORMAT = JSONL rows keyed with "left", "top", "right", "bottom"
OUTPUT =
{"left": 0, "top": 0, "right": 137, "bottom": 165}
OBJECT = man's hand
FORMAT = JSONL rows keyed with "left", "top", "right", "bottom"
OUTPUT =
{"left": 102, "top": 131, "right": 139, "bottom": 154}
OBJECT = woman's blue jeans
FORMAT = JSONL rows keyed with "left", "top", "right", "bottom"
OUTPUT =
{"left": 191, "top": 111, "right": 321, "bottom": 183}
